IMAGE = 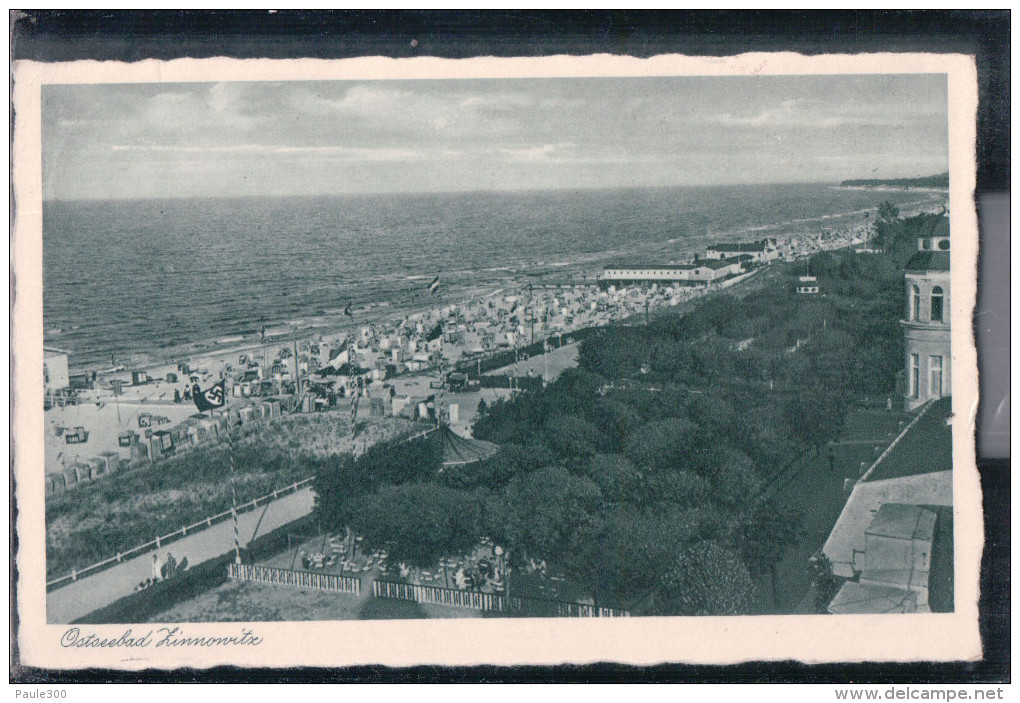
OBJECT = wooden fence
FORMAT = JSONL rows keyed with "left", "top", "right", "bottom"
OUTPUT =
{"left": 229, "top": 563, "right": 361, "bottom": 596}
{"left": 373, "top": 579, "right": 628, "bottom": 617}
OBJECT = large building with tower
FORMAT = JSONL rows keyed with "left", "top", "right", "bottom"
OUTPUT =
{"left": 901, "top": 219, "right": 951, "bottom": 411}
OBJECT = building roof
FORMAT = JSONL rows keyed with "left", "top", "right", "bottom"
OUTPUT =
{"left": 43, "top": 346, "right": 72, "bottom": 356}
{"left": 865, "top": 503, "right": 937, "bottom": 541}
{"left": 862, "top": 397, "right": 953, "bottom": 484}
{"left": 904, "top": 250, "right": 951, "bottom": 272}
{"left": 828, "top": 582, "right": 919, "bottom": 614}
{"left": 919, "top": 216, "right": 950, "bottom": 239}
{"left": 708, "top": 240, "right": 771, "bottom": 252}
{"left": 821, "top": 397, "right": 954, "bottom": 579}
{"left": 701, "top": 259, "right": 738, "bottom": 270}
{"left": 604, "top": 264, "right": 698, "bottom": 271}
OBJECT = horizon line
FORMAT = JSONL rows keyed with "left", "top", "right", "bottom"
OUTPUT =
{"left": 40, "top": 177, "right": 948, "bottom": 204}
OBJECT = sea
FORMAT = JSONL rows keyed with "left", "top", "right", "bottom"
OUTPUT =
{"left": 43, "top": 183, "right": 945, "bottom": 370}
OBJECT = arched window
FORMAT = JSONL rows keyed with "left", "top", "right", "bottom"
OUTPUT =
{"left": 931, "top": 286, "right": 944, "bottom": 322}
{"left": 910, "top": 285, "right": 920, "bottom": 321}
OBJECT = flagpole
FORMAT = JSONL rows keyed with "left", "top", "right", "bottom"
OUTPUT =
{"left": 542, "top": 310, "right": 549, "bottom": 388}
{"left": 227, "top": 410, "right": 242, "bottom": 565}
{"left": 436, "top": 289, "right": 444, "bottom": 429}
{"left": 195, "top": 381, "right": 240, "bottom": 565}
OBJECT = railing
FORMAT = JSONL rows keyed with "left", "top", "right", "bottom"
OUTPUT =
{"left": 373, "top": 579, "right": 628, "bottom": 617}
{"left": 229, "top": 563, "right": 360, "bottom": 596}
{"left": 46, "top": 476, "right": 315, "bottom": 591}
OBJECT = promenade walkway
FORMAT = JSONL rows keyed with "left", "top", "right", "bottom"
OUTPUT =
{"left": 47, "top": 487, "right": 315, "bottom": 623}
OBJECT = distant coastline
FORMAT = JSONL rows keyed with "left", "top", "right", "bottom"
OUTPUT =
{"left": 837, "top": 172, "right": 949, "bottom": 189}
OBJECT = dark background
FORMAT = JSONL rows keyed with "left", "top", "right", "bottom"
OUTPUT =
{"left": 10, "top": 9, "right": 1009, "bottom": 684}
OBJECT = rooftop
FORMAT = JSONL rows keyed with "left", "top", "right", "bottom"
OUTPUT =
{"left": 919, "top": 217, "right": 951, "bottom": 240}
{"left": 701, "top": 258, "right": 740, "bottom": 270}
{"left": 865, "top": 503, "right": 937, "bottom": 541}
{"left": 604, "top": 264, "right": 698, "bottom": 271}
{"left": 822, "top": 397, "right": 954, "bottom": 580}
{"left": 708, "top": 241, "right": 772, "bottom": 252}
{"left": 862, "top": 397, "right": 953, "bottom": 484}
{"left": 904, "top": 250, "right": 951, "bottom": 272}
{"left": 828, "top": 581, "right": 919, "bottom": 614}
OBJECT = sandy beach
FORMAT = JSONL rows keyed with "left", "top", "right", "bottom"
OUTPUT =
{"left": 44, "top": 197, "right": 949, "bottom": 479}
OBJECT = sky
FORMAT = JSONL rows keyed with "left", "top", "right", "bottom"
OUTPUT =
{"left": 42, "top": 74, "right": 949, "bottom": 200}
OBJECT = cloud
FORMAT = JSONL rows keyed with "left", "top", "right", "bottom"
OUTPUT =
{"left": 108, "top": 143, "right": 465, "bottom": 162}
{"left": 497, "top": 143, "right": 566, "bottom": 163}
{"left": 716, "top": 99, "right": 900, "bottom": 129}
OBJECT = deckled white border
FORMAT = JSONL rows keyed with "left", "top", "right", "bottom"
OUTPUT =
{"left": 12, "top": 53, "right": 981, "bottom": 670}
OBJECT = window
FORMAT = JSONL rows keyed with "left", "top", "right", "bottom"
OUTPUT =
{"left": 910, "top": 285, "right": 920, "bottom": 321}
{"left": 929, "top": 356, "right": 943, "bottom": 398}
{"left": 909, "top": 353, "right": 920, "bottom": 398}
{"left": 931, "top": 286, "right": 944, "bottom": 322}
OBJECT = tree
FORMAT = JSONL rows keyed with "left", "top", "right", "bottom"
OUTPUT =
{"left": 484, "top": 466, "right": 603, "bottom": 565}
{"left": 592, "top": 399, "right": 643, "bottom": 453}
{"left": 739, "top": 499, "right": 805, "bottom": 608}
{"left": 653, "top": 541, "right": 757, "bottom": 616}
{"left": 566, "top": 505, "right": 716, "bottom": 608}
{"left": 783, "top": 391, "right": 849, "bottom": 455}
{"left": 685, "top": 395, "right": 737, "bottom": 439}
{"left": 542, "top": 414, "right": 601, "bottom": 462}
{"left": 477, "top": 397, "right": 488, "bottom": 415}
{"left": 877, "top": 200, "right": 900, "bottom": 222}
{"left": 624, "top": 418, "right": 701, "bottom": 472}
{"left": 355, "top": 430, "right": 444, "bottom": 486}
{"left": 586, "top": 453, "right": 647, "bottom": 506}
{"left": 810, "top": 553, "right": 842, "bottom": 614}
{"left": 312, "top": 453, "right": 363, "bottom": 533}
{"left": 707, "top": 450, "right": 761, "bottom": 511}
{"left": 352, "top": 482, "right": 481, "bottom": 574}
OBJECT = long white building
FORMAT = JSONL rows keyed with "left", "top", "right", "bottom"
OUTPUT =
{"left": 599, "top": 257, "right": 745, "bottom": 287}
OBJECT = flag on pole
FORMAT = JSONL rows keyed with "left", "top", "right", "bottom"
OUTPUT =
{"left": 192, "top": 380, "right": 226, "bottom": 412}
{"left": 428, "top": 276, "right": 441, "bottom": 295}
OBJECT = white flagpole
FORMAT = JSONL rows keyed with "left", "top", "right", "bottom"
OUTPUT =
{"left": 436, "top": 290, "right": 444, "bottom": 429}
{"left": 224, "top": 408, "right": 241, "bottom": 565}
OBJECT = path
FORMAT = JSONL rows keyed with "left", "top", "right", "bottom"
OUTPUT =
{"left": 484, "top": 343, "right": 579, "bottom": 382}
{"left": 47, "top": 487, "right": 315, "bottom": 623}
{"left": 765, "top": 409, "right": 907, "bottom": 613}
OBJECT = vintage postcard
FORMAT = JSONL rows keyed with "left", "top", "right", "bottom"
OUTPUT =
{"left": 12, "top": 52, "right": 981, "bottom": 669}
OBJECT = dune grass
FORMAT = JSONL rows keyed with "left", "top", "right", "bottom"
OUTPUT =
{"left": 45, "top": 412, "right": 413, "bottom": 581}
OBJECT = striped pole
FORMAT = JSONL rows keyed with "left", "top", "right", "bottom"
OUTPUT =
{"left": 437, "top": 334, "right": 444, "bottom": 429}
{"left": 227, "top": 413, "right": 241, "bottom": 565}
